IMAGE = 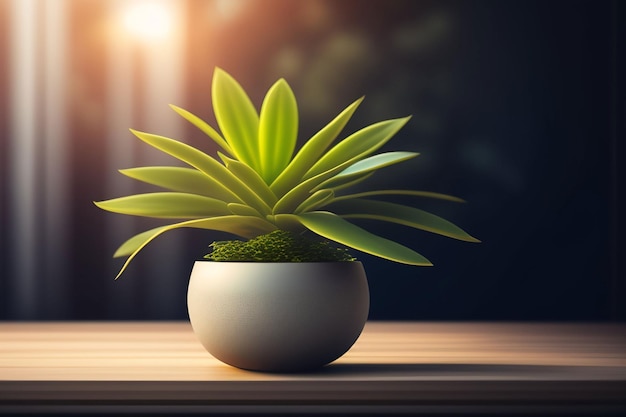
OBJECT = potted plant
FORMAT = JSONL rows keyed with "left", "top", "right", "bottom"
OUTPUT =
{"left": 95, "top": 68, "right": 479, "bottom": 372}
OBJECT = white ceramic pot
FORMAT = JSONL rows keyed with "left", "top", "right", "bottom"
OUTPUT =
{"left": 187, "top": 261, "right": 369, "bottom": 372}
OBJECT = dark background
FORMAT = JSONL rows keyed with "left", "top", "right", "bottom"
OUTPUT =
{"left": 1, "top": 0, "right": 624, "bottom": 321}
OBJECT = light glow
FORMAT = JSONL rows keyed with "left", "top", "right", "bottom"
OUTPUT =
{"left": 122, "top": 1, "right": 173, "bottom": 41}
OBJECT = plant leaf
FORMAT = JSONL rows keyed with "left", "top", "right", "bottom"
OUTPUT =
{"left": 258, "top": 78, "right": 298, "bottom": 184}
{"left": 336, "top": 151, "right": 418, "bottom": 177}
{"left": 119, "top": 167, "right": 239, "bottom": 202}
{"left": 168, "top": 104, "right": 233, "bottom": 155}
{"left": 325, "top": 172, "right": 375, "bottom": 193}
{"left": 304, "top": 116, "right": 411, "bottom": 179}
{"left": 333, "top": 190, "right": 466, "bottom": 203}
{"left": 272, "top": 151, "right": 369, "bottom": 215}
{"left": 129, "top": 129, "right": 271, "bottom": 214}
{"left": 270, "top": 97, "right": 364, "bottom": 198}
{"left": 228, "top": 203, "right": 262, "bottom": 217}
{"left": 277, "top": 212, "right": 432, "bottom": 266}
{"left": 218, "top": 153, "right": 277, "bottom": 206}
{"left": 212, "top": 68, "right": 260, "bottom": 170}
{"left": 113, "top": 226, "right": 169, "bottom": 258}
{"left": 113, "top": 216, "right": 275, "bottom": 258}
{"left": 111, "top": 216, "right": 278, "bottom": 279}
{"left": 94, "top": 193, "right": 230, "bottom": 219}
{"left": 294, "top": 189, "right": 334, "bottom": 214}
{"left": 316, "top": 151, "right": 418, "bottom": 190}
{"left": 328, "top": 199, "right": 480, "bottom": 242}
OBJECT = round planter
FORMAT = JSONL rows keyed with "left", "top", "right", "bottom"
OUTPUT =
{"left": 187, "top": 261, "right": 369, "bottom": 372}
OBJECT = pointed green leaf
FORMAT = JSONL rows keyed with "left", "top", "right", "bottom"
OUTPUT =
{"left": 294, "top": 189, "right": 334, "bottom": 214}
{"left": 329, "top": 199, "right": 480, "bottom": 242}
{"left": 270, "top": 97, "right": 364, "bottom": 198}
{"left": 316, "top": 151, "right": 418, "bottom": 190}
{"left": 111, "top": 216, "right": 278, "bottom": 279}
{"left": 333, "top": 190, "right": 466, "bottom": 203}
{"left": 304, "top": 116, "right": 411, "bottom": 179}
{"left": 119, "top": 167, "right": 239, "bottom": 202}
{"left": 278, "top": 212, "right": 432, "bottom": 266}
{"left": 212, "top": 68, "right": 260, "bottom": 170}
{"left": 129, "top": 129, "right": 271, "bottom": 214}
{"left": 218, "top": 153, "right": 277, "bottom": 206}
{"left": 258, "top": 78, "right": 298, "bottom": 184}
{"left": 94, "top": 193, "right": 230, "bottom": 219}
{"left": 169, "top": 104, "right": 233, "bottom": 155}
{"left": 337, "top": 152, "right": 418, "bottom": 177}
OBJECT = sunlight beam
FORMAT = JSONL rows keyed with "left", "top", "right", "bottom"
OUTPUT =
{"left": 9, "top": 0, "right": 38, "bottom": 318}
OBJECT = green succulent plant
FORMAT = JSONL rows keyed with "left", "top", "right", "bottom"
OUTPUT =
{"left": 95, "top": 68, "right": 479, "bottom": 278}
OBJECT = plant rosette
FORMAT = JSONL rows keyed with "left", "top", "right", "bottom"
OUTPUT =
{"left": 95, "top": 68, "right": 479, "bottom": 372}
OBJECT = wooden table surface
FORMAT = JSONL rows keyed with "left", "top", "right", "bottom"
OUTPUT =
{"left": 1, "top": 321, "right": 625, "bottom": 415}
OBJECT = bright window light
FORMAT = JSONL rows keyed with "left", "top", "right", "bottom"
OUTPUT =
{"left": 122, "top": 1, "right": 172, "bottom": 41}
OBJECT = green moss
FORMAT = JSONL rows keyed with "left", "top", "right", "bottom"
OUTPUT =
{"left": 204, "top": 230, "right": 356, "bottom": 262}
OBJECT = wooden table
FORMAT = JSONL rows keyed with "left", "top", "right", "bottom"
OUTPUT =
{"left": 1, "top": 322, "right": 625, "bottom": 415}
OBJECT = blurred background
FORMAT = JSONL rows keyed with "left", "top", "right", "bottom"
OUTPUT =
{"left": 0, "top": 0, "right": 624, "bottom": 321}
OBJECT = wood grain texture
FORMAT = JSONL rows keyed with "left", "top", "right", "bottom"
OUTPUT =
{"left": 1, "top": 322, "right": 625, "bottom": 414}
